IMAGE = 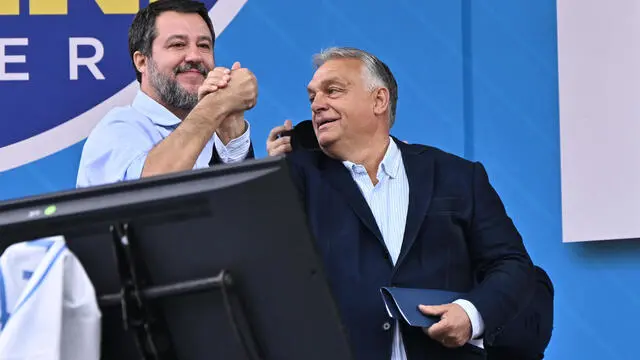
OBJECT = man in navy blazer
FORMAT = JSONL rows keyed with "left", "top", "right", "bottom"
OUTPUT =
{"left": 267, "top": 47, "right": 535, "bottom": 360}
{"left": 269, "top": 121, "right": 554, "bottom": 360}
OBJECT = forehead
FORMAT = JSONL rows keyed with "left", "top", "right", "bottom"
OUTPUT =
{"left": 154, "top": 11, "right": 212, "bottom": 40}
{"left": 307, "top": 58, "right": 364, "bottom": 90}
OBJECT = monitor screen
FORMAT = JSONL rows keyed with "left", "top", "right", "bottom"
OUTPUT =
{"left": 0, "top": 157, "right": 354, "bottom": 360}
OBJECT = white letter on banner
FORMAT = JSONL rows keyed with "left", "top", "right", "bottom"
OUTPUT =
{"left": 69, "top": 37, "right": 105, "bottom": 80}
{"left": 0, "top": 38, "right": 29, "bottom": 81}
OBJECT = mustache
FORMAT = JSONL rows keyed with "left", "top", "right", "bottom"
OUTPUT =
{"left": 174, "top": 62, "right": 208, "bottom": 77}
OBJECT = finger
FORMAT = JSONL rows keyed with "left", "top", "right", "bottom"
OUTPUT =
{"left": 267, "top": 136, "right": 291, "bottom": 151}
{"left": 419, "top": 304, "right": 448, "bottom": 316}
{"left": 267, "top": 137, "right": 291, "bottom": 155}
{"left": 205, "top": 70, "right": 231, "bottom": 82}
{"left": 449, "top": 336, "right": 466, "bottom": 348}
{"left": 232, "top": 61, "right": 241, "bottom": 70}
{"left": 204, "top": 77, "right": 229, "bottom": 88}
{"left": 267, "top": 125, "right": 289, "bottom": 141}
{"left": 441, "top": 337, "right": 458, "bottom": 349}
{"left": 284, "top": 119, "right": 293, "bottom": 130}
{"left": 215, "top": 76, "right": 230, "bottom": 87}
{"left": 198, "top": 85, "right": 219, "bottom": 100}
{"left": 207, "top": 67, "right": 230, "bottom": 78}
{"left": 426, "top": 319, "right": 449, "bottom": 340}
{"left": 269, "top": 143, "right": 293, "bottom": 156}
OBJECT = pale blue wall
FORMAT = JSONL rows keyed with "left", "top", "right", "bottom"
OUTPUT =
{"left": 1, "top": 1, "right": 638, "bottom": 358}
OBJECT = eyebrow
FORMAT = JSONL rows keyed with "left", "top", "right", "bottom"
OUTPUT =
{"left": 307, "top": 77, "right": 349, "bottom": 93}
{"left": 165, "top": 34, "right": 213, "bottom": 45}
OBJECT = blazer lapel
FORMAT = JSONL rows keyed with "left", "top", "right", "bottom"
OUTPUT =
{"left": 393, "top": 140, "right": 435, "bottom": 272}
{"left": 320, "top": 156, "right": 384, "bottom": 245}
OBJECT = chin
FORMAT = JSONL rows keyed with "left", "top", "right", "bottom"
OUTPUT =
{"left": 317, "top": 133, "right": 336, "bottom": 147}
{"left": 180, "top": 83, "right": 201, "bottom": 94}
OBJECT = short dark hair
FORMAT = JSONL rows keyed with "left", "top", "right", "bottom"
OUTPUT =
{"left": 128, "top": 0, "right": 215, "bottom": 83}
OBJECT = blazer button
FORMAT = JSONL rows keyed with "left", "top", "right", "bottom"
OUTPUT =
{"left": 382, "top": 322, "right": 391, "bottom": 331}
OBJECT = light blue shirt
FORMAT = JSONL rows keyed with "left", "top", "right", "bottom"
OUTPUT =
{"left": 76, "top": 90, "right": 251, "bottom": 187}
{"left": 342, "top": 138, "right": 485, "bottom": 359}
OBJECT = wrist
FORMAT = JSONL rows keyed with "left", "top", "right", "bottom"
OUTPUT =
{"left": 171, "top": 119, "right": 213, "bottom": 153}
{"left": 217, "top": 113, "right": 246, "bottom": 144}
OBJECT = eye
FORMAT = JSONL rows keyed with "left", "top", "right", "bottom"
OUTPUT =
{"left": 327, "top": 87, "right": 341, "bottom": 95}
{"left": 198, "top": 43, "right": 211, "bottom": 49}
{"left": 169, "top": 42, "right": 185, "bottom": 48}
{"left": 308, "top": 95, "right": 315, "bottom": 103}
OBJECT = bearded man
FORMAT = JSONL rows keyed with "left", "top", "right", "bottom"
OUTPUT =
{"left": 77, "top": 0, "right": 257, "bottom": 187}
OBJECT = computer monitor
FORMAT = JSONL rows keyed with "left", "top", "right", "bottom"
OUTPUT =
{"left": 0, "top": 156, "right": 354, "bottom": 360}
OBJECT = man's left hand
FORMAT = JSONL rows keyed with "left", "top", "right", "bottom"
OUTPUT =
{"left": 419, "top": 303, "right": 472, "bottom": 348}
{"left": 217, "top": 62, "right": 248, "bottom": 144}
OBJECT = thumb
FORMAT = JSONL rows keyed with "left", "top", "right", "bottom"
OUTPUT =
{"left": 232, "top": 61, "right": 241, "bottom": 70}
{"left": 419, "top": 304, "right": 448, "bottom": 316}
{"left": 284, "top": 119, "right": 293, "bottom": 130}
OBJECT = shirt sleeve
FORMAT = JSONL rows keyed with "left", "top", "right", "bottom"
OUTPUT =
{"left": 453, "top": 299, "right": 485, "bottom": 340}
{"left": 213, "top": 121, "right": 251, "bottom": 164}
{"left": 76, "top": 120, "right": 154, "bottom": 188}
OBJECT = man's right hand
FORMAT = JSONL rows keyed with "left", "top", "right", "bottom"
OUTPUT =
{"left": 221, "top": 63, "right": 258, "bottom": 113}
{"left": 198, "top": 62, "right": 257, "bottom": 113}
{"left": 198, "top": 66, "right": 232, "bottom": 101}
{"left": 189, "top": 62, "right": 257, "bottom": 130}
{"left": 266, "top": 120, "right": 293, "bottom": 156}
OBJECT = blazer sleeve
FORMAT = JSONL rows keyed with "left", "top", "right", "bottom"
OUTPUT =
{"left": 486, "top": 265, "right": 554, "bottom": 359}
{"left": 459, "top": 162, "right": 535, "bottom": 346}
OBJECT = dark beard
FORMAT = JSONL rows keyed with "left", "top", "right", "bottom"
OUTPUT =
{"left": 148, "top": 59, "right": 208, "bottom": 111}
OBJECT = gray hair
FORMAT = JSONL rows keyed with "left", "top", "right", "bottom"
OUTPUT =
{"left": 312, "top": 47, "right": 398, "bottom": 127}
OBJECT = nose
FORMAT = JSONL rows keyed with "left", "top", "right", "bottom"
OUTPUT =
{"left": 311, "top": 94, "right": 329, "bottom": 115}
{"left": 184, "top": 44, "right": 204, "bottom": 64}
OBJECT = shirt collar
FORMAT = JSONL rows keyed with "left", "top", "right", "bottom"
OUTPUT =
{"left": 132, "top": 90, "right": 182, "bottom": 128}
{"left": 343, "top": 137, "right": 402, "bottom": 179}
{"left": 380, "top": 138, "right": 401, "bottom": 179}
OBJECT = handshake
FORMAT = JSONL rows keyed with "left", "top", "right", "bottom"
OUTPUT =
{"left": 197, "top": 61, "right": 257, "bottom": 111}
{"left": 188, "top": 61, "right": 258, "bottom": 141}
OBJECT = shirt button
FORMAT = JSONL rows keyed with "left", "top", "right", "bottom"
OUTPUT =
{"left": 382, "top": 322, "right": 391, "bottom": 331}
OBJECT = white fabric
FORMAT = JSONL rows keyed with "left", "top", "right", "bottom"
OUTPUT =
{"left": 0, "top": 236, "right": 101, "bottom": 360}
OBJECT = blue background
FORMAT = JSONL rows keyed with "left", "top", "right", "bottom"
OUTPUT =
{"left": 1, "top": 1, "right": 639, "bottom": 359}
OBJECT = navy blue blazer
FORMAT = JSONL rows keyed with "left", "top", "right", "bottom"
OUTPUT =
{"left": 285, "top": 138, "right": 535, "bottom": 360}
{"left": 487, "top": 266, "right": 554, "bottom": 360}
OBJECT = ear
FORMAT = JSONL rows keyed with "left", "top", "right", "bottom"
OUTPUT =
{"left": 133, "top": 51, "right": 148, "bottom": 78}
{"left": 372, "top": 87, "right": 390, "bottom": 118}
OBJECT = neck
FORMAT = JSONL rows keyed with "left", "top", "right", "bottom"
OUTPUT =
{"left": 141, "top": 85, "right": 190, "bottom": 121}
{"left": 167, "top": 106, "right": 190, "bottom": 121}
{"left": 361, "top": 137, "right": 390, "bottom": 183}
{"left": 334, "top": 135, "right": 390, "bottom": 184}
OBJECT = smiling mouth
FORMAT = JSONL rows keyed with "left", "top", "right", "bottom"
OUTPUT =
{"left": 179, "top": 70, "right": 204, "bottom": 76}
{"left": 317, "top": 119, "right": 338, "bottom": 130}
